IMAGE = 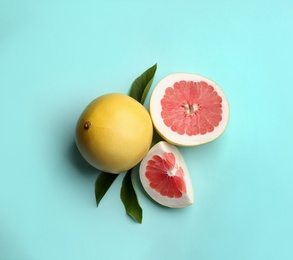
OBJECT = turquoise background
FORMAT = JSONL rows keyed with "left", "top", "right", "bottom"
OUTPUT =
{"left": 1, "top": 0, "right": 292, "bottom": 259}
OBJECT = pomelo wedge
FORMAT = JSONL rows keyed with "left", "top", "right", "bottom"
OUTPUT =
{"left": 139, "top": 141, "right": 194, "bottom": 208}
{"left": 150, "top": 73, "right": 230, "bottom": 146}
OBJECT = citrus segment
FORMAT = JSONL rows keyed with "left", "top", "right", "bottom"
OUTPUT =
{"left": 150, "top": 73, "right": 229, "bottom": 146}
{"left": 145, "top": 152, "right": 186, "bottom": 198}
{"left": 139, "top": 141, "right": 194, "bottom": 208}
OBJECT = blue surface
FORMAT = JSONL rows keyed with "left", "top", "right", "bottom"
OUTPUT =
{"left": 1, "top": 1, "right": 293, "bottom": 259}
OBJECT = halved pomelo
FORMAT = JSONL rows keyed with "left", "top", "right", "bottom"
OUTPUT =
{"left": 150, "top": 73, "right": 230, "bottom": 146}
{"left": 139, "top": 141, "right": 194, "bottom": 208}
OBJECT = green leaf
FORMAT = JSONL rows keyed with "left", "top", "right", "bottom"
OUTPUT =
{"left": 95, "top": 172, "right": 118, "bottom": 207}
{"left": 129, "top": 63, "right": 157, "bottom": 104}
{"left": 120, "top": 168, "right": 143, "bottom": 224}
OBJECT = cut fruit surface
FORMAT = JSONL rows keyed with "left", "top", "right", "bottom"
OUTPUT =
{"left": 139, "top": 141, "right": 194, "bottom": 208}
{"left": 150, "top": 73, "right": 230, "bottom": 146}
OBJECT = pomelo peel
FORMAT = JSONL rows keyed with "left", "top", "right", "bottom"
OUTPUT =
{"left": 75, "top": 93, "right": 153, "bottom": 174}
{"left": 150, "top": 73, "right": 230, "bottom": 146}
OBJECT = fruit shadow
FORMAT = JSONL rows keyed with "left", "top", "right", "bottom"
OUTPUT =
{"left": 151, "top": 128, "right": 164, "bottom": 145}
{"left": 67, "top": 140, "right": 101, "bottom": 177}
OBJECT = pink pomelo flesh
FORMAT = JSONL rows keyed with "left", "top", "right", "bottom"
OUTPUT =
{"left": 146, "top": 153, "right": 186, "bottom": 198}
{"left": 150, "top": 73, "right": 229, "bottom": 146}
{"left": 161, "top": 81, "right": 222, "bottom": 135}
{"left": 139, "top": 141, "right": 194, "bottom": 208}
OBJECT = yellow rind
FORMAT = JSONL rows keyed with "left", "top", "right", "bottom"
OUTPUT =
{"left": 75, "top": 93, "right": 153, "bottom": 173}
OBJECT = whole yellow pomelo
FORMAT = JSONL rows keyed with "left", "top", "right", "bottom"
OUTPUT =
{"left": 75, "top": 93, "right": 153, "bottom": 173}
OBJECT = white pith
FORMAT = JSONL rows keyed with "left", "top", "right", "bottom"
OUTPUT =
{"left": 150, "top": 73, "right": 230, "bottom": 146}
{"left": 139, "top": 141, "right": 194, "bottom": 208}
{"left": 166, "top": 165, "right": 178, "bottom": 177}
{"left": 184, "top": 103, "right": 199, "bottom": 115}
